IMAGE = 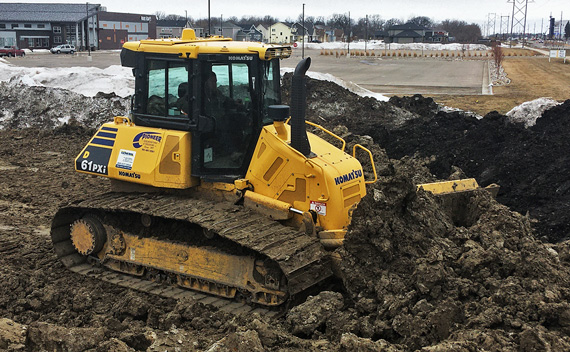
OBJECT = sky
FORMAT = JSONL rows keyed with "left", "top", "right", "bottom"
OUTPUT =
{"left": 10, "top": 0, "right": 570, "bottom": 33}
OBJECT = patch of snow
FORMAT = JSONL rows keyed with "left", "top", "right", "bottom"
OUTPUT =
{"left": 282, "top": 67, "right": 389, "bottom": 102}
{"left": 506, "top": 98, "right": 560, "bottom": 128}
{"left": 57, "top": 116, "right": 72, "bottom": 125}
{"left": 0, "top": 60, "right": 134, "bottom": 97}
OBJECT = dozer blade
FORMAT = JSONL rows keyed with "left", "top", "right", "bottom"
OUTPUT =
{"left": 417, "top": 178, "right": 499, "bottom": 197}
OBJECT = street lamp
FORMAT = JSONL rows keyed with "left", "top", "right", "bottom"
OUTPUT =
{"left": 302, "top": 3, "right": 305, "bottom": 59}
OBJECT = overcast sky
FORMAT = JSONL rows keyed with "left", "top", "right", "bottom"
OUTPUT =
{"left": 13, "top": 0, "right": 570, "bottom": 32}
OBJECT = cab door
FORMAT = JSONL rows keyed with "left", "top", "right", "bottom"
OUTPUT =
{"left": 190, "top": 55, "right": 261, "bottom": 182}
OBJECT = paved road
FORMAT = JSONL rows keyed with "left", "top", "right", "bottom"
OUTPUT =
{"left": 5, "top": 48, "right": 489, "bottom": 95}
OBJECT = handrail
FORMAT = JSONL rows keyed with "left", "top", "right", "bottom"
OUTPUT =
{"left": 304, "top": 120, "right": 346, "bottom": 152}
{"left": 352, "top": 144, "right": 378, "bottom": 184}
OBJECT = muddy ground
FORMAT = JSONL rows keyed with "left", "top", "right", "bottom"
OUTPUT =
{"left": 1, "top": 78, "right": 570, "bottom": 351}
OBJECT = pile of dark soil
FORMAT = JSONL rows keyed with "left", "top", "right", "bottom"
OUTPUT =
{"left": 338, "top": 144, "right": 570, "bottom": 350}
{"left": 382, "top": 96, "right": 570, "bottom": 243}
{"left": 283, "top": 75, "right": 570, "bottom": 242}
{"left": 282, "top": 133, "right": 570, "bottom": 350}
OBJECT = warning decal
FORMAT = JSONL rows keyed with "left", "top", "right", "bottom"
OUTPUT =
{"left": 310, "top": 201, "right": 327, "bottom": 216}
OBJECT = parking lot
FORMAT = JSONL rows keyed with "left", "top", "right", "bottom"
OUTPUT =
{"left": 4, "top": 47, "right": 489, "bottom": 95}
{"left": 283, "top": 49, "right": 489, "bottom": 95}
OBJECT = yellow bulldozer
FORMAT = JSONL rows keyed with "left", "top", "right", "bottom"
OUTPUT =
{"left": 51, "top": 29, "right": 490, "bottom": 311}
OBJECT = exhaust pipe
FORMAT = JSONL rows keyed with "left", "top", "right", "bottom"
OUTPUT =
{"left": 290, "top": 58, "right": 313, "bottom": 158}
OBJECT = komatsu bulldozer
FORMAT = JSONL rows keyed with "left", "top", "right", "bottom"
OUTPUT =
{"left": 51, "top": 29, "right": 489, "bottom": 310}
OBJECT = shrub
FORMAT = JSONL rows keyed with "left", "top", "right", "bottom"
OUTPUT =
{"left": 491, "top": 44, "right": 504, "bottom": 69}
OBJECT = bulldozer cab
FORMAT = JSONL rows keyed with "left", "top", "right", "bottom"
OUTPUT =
{"left": 126, "top": 50, "right": 282, "bottom": 182}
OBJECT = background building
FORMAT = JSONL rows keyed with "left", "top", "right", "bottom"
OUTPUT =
{"left": 0, "top": 3, "right": 100, "bottom": 49}
{"left": 0, "top": 3, "right": 156, "bottom": 50}
{"left": 97, "top": 12, "right": 156, "bottom": 49}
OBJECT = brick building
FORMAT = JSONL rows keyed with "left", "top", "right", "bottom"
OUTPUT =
{"left": 0, "top": 3, "right": 156, "bottom": 50}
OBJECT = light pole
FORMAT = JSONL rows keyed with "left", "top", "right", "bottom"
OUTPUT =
{"left": 86, "top": 2, "right": 90, "bottom": 56}
{"left": 347, "top": 11, "right": 350, "bottom": 55}
{"left": 302, "top": 3, "right": 305, "bottom": 59}
{"left": 365, "top": 14, "right": 368, "bottom": 52}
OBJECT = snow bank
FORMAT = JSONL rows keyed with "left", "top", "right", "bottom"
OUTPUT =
{"left": 506, "top": 98, "right": 561, "bottom": 128}
{"left": 299, "top": 41, "right": 489, "bottom": 51}
{"left": 0, "top": 61, "right": 134, "bottom": 97}
{"left": 0, "top": 60, "right": 387, "bottom": 103}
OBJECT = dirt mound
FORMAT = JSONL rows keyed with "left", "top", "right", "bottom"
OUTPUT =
{"left": 377, "top": 97, "right": 570, "bottom": 243}
{"left": 338, "top": 148, "right": 570, "bottom": 350}
{"left": 282, "top": 75, "right": 570, "bottom": 242}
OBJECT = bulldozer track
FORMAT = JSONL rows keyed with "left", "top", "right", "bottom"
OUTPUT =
{"left": 69, "top": 263, "right": 280, "bottom": 317}
{"left": 51, "top": 192, "right": 332, "bottom": 314}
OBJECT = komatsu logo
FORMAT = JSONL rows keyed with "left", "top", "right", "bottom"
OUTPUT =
{"left": 228, "top": 55, "right": 253, "bottom": 61}
{"left": 118, "top": 170, "right": 141, "bottom": 179}
{"left": 133, "top": 132, "right": 162, "bottom": 148}
{"left": 334, "top": 169, "right": 363, "bottom": 185}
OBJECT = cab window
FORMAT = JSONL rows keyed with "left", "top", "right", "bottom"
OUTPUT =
{"left": 146, "top": 60, "right": 191, "bottom": 118}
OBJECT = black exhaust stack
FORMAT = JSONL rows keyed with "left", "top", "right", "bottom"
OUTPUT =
{"left": 290, "top": 58, "right": 313, "bottom": 158}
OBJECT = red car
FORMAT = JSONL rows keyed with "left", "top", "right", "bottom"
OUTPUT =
{"left": 0, "top": 46, "right": 25, "bottom": 57}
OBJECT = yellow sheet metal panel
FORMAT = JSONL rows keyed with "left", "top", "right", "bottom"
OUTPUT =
{"left": 124, "top": 37, "right": 290, "bottom": 61}
{"left": 245, "top": 124, "right": 366, "bottom": 231}
{"left": 75, "top": 119, "right": 198, "bottom": 189}
{"left": 417, "top": 178, "right": 480, "bottom": 195}
{"left": 108, "top": 233, "right": 256, "bottom": 289}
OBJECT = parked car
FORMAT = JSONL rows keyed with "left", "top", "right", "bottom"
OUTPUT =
{"left": 50, "top": 44, "right": 76, "bottom": 54}
{"left": 0, "top": 46, "right": 25, "bottom": 57}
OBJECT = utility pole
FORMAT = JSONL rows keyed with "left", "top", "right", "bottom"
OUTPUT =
{"left": 508, "top": 0, "right": 532, "bottom": 47}
{"left": 347, "top": 11, "right": 350, "bottom": 54}
{"left": 500, "top": 15, "right": 510, "bottom": 40}
{"left": 86, "top": 2, "right": 90, "bottom": 56}
{"left": 208, "top": 0, "right": 211, "bottom": 36}
{"left": 365, "top": 14, "right": 368, "bottom": 51}
{"left": 487, "top": 13, "right": 496, "bottom": 38}
{"left": 220, "top": 14, "right": 222, "bottom": 36}
{"left": 302, "top": 3, "right": 305, "bottom": 59}
{"left": 558, "top": 11, "right": 564, "bottom": 42}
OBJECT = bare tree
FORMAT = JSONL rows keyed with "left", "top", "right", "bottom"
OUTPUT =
{"left": 384, "top": 18, "right": 403, "bottom": 29}
{"left": 440, "top": 20, "right": 482, "bottom": 42}
{"left": 154, "top": 11, "right": 166, "bottom": 21}
{"left": 491, "top": 43, "right": 504, "bottom": 74}
{"left": 327, "top": 13, "right": 353, "bottom": 40}
{"left": 408, "top": 16, "right": 434, "bottom": 28}
{"left": 367, "top": 14, "right": 385, "bottom": 31}
{"left": 314, "top": 16, "right": 326, "bottom": 25}
{"left": 163, "top": 14, "right": 187, "bottom": 21}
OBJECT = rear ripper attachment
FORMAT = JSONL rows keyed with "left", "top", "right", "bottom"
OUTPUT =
{"left": 51, "top": 193, "right": 332, "bottom": 308}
